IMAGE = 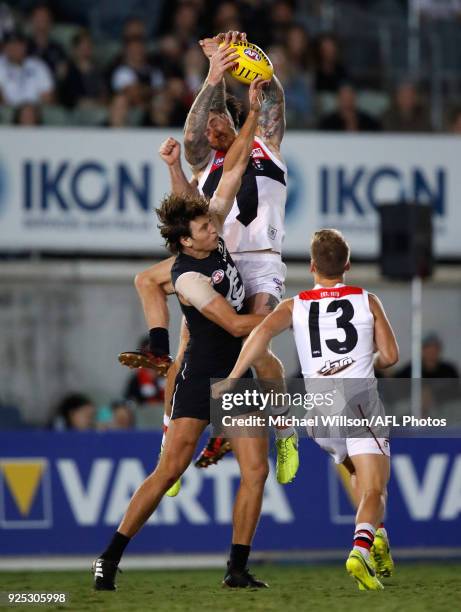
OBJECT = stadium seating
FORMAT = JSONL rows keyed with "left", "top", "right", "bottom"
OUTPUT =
{"left": 42, "top": 105, "right": 71, "bottom": 126}
{"left": 73, "top": 105, "right": 108, "bottom": 127}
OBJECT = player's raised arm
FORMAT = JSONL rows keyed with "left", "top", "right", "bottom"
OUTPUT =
{"left": 256, "top": 75, "right": 286, "bottom": 150}
{"left": 184, "top": 36, "right": 238, "bottom": 171}
{"left": 174, "top": 271, "right": 265, "bottom": 337}
{"left": 369, "top": 293, "right": 400, "bottom": 369}
{"left": 231, "top": 298, "right": 293, "bottom": 377}
{"left": 159, "top": 137, "right": 199, "bottom": 198}
{"left": 209, "top": 77, "right": 267, "bottom": 232}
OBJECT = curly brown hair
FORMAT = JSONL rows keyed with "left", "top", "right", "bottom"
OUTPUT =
{"left": 311, "top": 229, "right": 350, "bottom": 278}
{"left": 156, "top": 193, "right": 210, "bottom": 254}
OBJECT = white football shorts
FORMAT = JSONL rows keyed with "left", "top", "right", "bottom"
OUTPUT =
{"left": 313, "top": 436, "right": 391, "bottom": 464}
{"left": 231, "top": 252, "right": 287, "bottom": 301}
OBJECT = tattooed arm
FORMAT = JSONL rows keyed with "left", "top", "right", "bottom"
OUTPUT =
{"left": 256, "top": 75, "right": 286, "bottom": 152}
{"left": 184, "top": 41, "right": 238, "bottom": 172}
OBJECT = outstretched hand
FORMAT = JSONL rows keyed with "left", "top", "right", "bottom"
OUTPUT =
{"left": 249, "top": 77, "right": 271, "bottom": 112}
{"left": 207, "top": 40, "right": 240, "bottom": 86}
{"left": 199, "top": 31, "right": 247, "bottom": 59}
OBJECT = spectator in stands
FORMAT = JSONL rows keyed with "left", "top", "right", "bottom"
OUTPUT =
{"left": 0, "top": 2, "right": 14, "bottom": 43}
{"left": 285, "top": 24, "right": 311, "bottom": 72}
{"left": 144, "top": 77, "right": 189, "bottom": 127}
{"left": 61, "top": 29, "right": 105, "bottom": 108}
{"left": 103, "top": 93, "right": 130, "bottom": 127}
{"left": 183, "top": 45, "right": 207, "bottom": 96}
{"left": 319, "top": 83, "right": 381, "bottom": 131}
{"left": 151, "top": 35, "right": 185, "bottom": 85}
{"left": 27, "top": 4, "right": 67, "bottom": 82}
{"left": 111, "top": 35, "right": 156, "bottom": 108}
{"left": 238, "top": 0, "right": 272, "bottom": 46}
{"left": 268, "top": 44, "right": 313, "bottom": 128}
{"left": 382, "top": 82, "right": 432, "bottom": 132}
{"left": 110, "top": 400, "right": 135, "bottom": 429}
{"left": 13, "top": 103, "right": 42, "bottom": 125}
{"left": 395, "top": 332, "right": 459, "bottom": 416}
{"left": 314, "top": 33, "right": 348, "bottom": 92}
{"left": 122, "top": 16, "right": 148, "bottom": 40}
{"left": 268, "top": 0, "right": 296, "bottom": 46}
{"left": 124, "top": 337, "right": 165, "bottom": 406}
{"left": 171, "top": 1, "right": 201, "bottom": 48}
{"left": 0, "top": 30, "right": 54, "bottom": 106}
{"left": 213, "top": 1, "right": 243, "bottom": 35}
{"left": 396, "top": 333, "right": 459, "bottom": 379}
{"left": 450, "top": 107, "right": 461, "bottom": 133}
{"left": 56, "top": 393, "right": 95, "bottom": 430}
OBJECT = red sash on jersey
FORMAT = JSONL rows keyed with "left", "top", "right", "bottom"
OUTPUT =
{"left": 208, "top": 141, "right": 271, "bottom": 173}
{"left": 299, "top": 286, "right": 363, "bottom": 301}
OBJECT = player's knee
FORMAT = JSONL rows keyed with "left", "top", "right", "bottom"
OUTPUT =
{"left": 157, "top": 461, "right": 184, "bottom": 487}
{"left": 361, "top": 487, "right": 385, "bottom": 503}
{"left": 156, "top": 449, "right": 191, "bottom": 485}
{"left": 241, "top": 461, "right": 269, "bottom": 488}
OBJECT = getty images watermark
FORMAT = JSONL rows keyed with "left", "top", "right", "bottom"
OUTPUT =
{"left": 209, "top": 378, "right": 460, "bottom": 438}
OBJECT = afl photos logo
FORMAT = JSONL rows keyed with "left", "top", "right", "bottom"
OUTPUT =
{"left": 212, "top": 269, "right": 225, "bottom": 285}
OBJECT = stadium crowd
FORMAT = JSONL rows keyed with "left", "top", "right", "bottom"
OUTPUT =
{"left": 1, "top": 0, "right": 461, "bottom": 131}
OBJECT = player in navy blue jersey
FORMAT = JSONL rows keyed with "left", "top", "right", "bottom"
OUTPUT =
{"left": 93, "top": 78, "right": 271, "bottom": 591}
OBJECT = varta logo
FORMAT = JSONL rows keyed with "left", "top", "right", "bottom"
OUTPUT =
{"left": 0, "top": 458, "right": 52, "bottom": 528}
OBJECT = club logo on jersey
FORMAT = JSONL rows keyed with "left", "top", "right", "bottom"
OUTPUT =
{"left": 211, "top": 269, "right": 225, "bottom": 285}
{"left": 318, "top": 357, "right": 354, "bottom": 376}
{"left": 268, "top": 225, "right": 278, "bottom": 240}
{"left": 252, "top": 158, "right": 264, "bottom": 171}
{"left": 244, "top": 49, "right": 261, "bottom": 61}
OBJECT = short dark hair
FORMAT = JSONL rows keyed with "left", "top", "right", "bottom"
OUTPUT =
{"left": 311, "top": 229, "right": 350, "bottom": 278}
{"left": 58, "top": 393, "right": 92, "bottom": 428}
{"left": 156, "top": 193, "right": 210, "bottom": 253}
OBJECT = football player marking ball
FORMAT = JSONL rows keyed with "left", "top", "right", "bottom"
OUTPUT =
{"left": 220, "top": 40, "right": 273, "bottom": 85}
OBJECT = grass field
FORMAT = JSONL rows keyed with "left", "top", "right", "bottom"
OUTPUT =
{"left": 1, "top": 563, "right": 460, "bottom": 612}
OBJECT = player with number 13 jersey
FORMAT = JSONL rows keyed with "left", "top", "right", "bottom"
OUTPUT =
{"left": 216, "top": 229, "right": 399, "bottom": 592}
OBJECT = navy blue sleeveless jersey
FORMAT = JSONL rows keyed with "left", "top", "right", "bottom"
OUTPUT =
{"left": 170, "top": 238, "right": 251, "bottom": 420}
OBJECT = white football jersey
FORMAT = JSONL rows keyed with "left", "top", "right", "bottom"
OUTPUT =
{"left": 198, "top": 136, "right": 287, "bottom": 254}
{"left": 292, "top": 283, "right": 375, "bottom": 378}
